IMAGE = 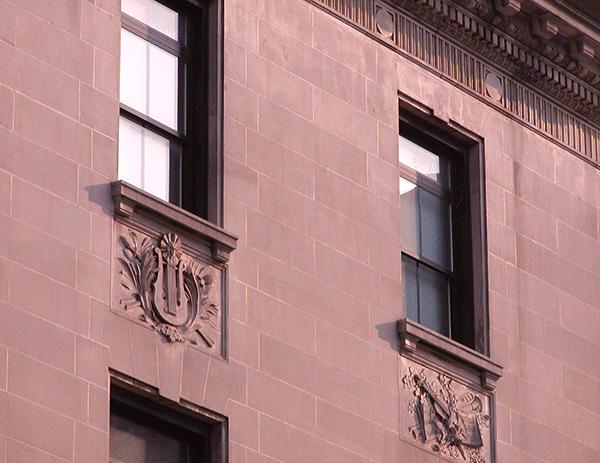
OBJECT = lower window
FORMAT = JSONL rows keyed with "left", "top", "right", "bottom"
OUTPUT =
{"left": 110, "top": 386, "right": 226, "bottom": 463}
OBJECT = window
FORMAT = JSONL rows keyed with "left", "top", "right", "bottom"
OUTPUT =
{"left": 110, "top": 386, "right": 227, "bottom": 463}
{"left": 399, "top": 112, "right": 486, "bottom": 351}
{"left": 118, "top": 0, "right": 222, "bottom": 221}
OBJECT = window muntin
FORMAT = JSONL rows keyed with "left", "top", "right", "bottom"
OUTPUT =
{"left": 400, "top": 123, "right": 468, "bottom": 341}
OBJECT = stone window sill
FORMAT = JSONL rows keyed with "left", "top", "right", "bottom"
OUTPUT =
{"left": 112, "top": 181, "right": 238, "bottom": 263}
{"left": 398, "top": 318, "right": 503, "bottom": 390}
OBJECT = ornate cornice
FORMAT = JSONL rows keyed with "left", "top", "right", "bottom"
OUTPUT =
{"left": 308, "top": 0, "right": 600, "bottom": 167}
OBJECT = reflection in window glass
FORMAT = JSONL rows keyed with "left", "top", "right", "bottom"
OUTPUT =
{"left": 142, "top": 129, "right": 170, "bottom": 200}
{"left": 419, "top": 189, "right": 452, "bottom": 270}
{"left": 118, "top": 117, "right": 143, "bottom": 188}
{"left": 402, "top": 255, "right": 419, "bottom": 322}
{"left": 399, "top": 135, "right": 448, "bottom": 186}
{"left": 400, "top": 182, "right": 453, "bottom": 271}
{"left": 118, "top": 117, "right": 170, "bottom": 201}
{"left": 402, "top": 254, "right": 451, "bottom": 337}
{"left": 120, "top": 29, "right": 148, "bottom": 117}
{"left": 110, "top": 413, "right": 188, "bottom": 463}
{"left": 122, "top": 0, "right": 179, "bottom": 39}
{"left": 120, "top": 29, "right": 179, "bottom": 130}
{"left": 418, "top": 264, "right": 450, "bottom": 336}
{"left": 399, "top": 178, "right": 419, "bottom": 255}
{"left": 148, "top": 45, "right": 178, "bottom": 130}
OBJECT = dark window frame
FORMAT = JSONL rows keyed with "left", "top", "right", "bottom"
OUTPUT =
{"left": 119, "top": 0, "right": 224, "bottom": 225}
{"left": 110, "top": 382, "right": 228, "bottom": 463}
{"left": 399, "top": 108, "right": 489, "bottom": 354}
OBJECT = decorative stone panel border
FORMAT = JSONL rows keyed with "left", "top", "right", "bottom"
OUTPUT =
{"left": 400, "top": 355, "right": 495, "bottom": 463}
{"left": 308, "top": 0, "right": 600, "bottom": 167}
{"left": 111, "top": 181, "right": 238, "bottom": 359}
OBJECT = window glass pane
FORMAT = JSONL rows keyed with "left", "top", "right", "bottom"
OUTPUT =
{"left": 118, "top": 117, "right": 143, "bottom": 188}
{"left": 120, "top": 29, "right": 148, "bottom": 114}
{"left": 148, "top": 44, "right": 178, "bottom": 129}
{"left": 400, "top": 178, "right": 419, "bottom": 254}
{"left": 418, "top": 265, "right": 450, "bottom": 336}
{"left": 399, "top": 135, "right": 449, "bottom": 186}
{"left": 118, "top": 117, "right": 170, "bottom": 201}
{"left": 142, "top": 129, "right": 170, "bottom": 201}
{"left": 419, "top": 189, "right": 452, "bottom": 270}
{"left": 122, "top": 0, "right": 179, "bottom": 40}
{"left": 110, "top": 414, "right": 188, "bottom": 463}
{"left": 402, "top": 255, "right": 419, "bottom": 322}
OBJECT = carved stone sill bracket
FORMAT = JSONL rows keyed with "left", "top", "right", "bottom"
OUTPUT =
{"left": 111, "top": 181, "right": 238, "bottom": 357}
{"left": 398, "top": 318, "right": 503, "bottom": 390}
{"left": 112, "top": 181, "right": 238, "bottom": 263}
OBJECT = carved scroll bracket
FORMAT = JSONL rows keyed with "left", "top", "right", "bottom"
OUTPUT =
{"left": 398, "top": 319, "right": 503, "bottom": 390}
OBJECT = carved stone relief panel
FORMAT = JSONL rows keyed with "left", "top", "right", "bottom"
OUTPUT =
{"left": 400, "top": 356, "right": 494, "bottom": 463}
{"left": 113, "top": 224, "right": 225, "bottom": 357}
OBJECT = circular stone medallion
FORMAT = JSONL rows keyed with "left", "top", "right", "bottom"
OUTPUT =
{"left": 376, "top": 8, "right": 395, "bottom": 39}
{"left": 485, "top": 72, "right": 503, "bottom": 102}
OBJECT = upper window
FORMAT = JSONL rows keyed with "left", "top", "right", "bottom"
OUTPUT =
{"left": 119, "top": 0, "right": 220, "bottom": 221}
{"left": 399, "top": 113, "right": 487, "bottom": 351}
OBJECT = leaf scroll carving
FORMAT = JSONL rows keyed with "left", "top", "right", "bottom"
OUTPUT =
{"left": 118, "top": 230, "right": 220, "bottom": 347}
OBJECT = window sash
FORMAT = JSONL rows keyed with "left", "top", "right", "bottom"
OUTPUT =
{"left": 121, "top": 103, "right": 184, "bottom": 141}
{"left": 121, "top": 12, "right": 185, "bottom": 57}
{"left": 118, "top": 114, "right": 182, "bottom": 204}
{"left": 117, "top": 108, "right": 184, "bottom": 204}
{"left": 401, "top": 248, "right": 455, "bottom": 278}
{"left": 398, "top": 163, "right": 452, "bottom": 200}
{"left": 122, "top": 0, "right": 179, "bottom": 40}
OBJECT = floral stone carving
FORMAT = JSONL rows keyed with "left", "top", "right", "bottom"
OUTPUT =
{"left": 400, "top": 357, "right": 492, "bottom": 463}
{"left": 118, "top": 231, "right": 220, "bottom": 347}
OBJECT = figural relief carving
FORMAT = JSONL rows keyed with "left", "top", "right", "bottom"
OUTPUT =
{"left": 401, "top": 361, "right": 492, "bottom": 463}
{"left": 118, "top": 231, "right": 220, "bottom": 347}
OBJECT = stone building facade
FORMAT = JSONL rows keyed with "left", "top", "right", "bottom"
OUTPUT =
{"left": 0, "top": 0, "right": 599, "bottom": 462}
